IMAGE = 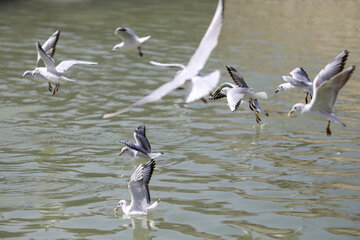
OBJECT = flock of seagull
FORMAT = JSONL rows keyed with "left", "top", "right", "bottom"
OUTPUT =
{"left": 20, "top": 0, "right": 356, "bottom": 216}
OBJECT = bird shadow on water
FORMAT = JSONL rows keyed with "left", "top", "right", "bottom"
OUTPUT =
{"left": 115, "top": 214, "right": 158, "bottom": 240}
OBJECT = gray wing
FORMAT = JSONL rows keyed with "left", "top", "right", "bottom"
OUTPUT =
{"left": 129, "top": 159, "right": 156, "bottom": 212}
{"left": 120, "top": 140, "right": 150, "bottom": 156}
{"left": 134, "top": 124, "right": 152, "bottom": 152}
{"left": 150, "top": 61, "right": 186, "bottom": 70}
{"left": 226, "top": 88, "right": 244, "bottom": 112}
{"left": 36, "top": 30, "right": 60, "bottom": 67}
{"left": 226, "top": 65, "right": 249, "bottom": 88}
{"left": 185, "top": 70, "right": 220, "bottom": 103}
{"left": 282, "top": 76, "right": 312, "bottom": 90}
{"left": 313, "top": 50, "right": 349, "bottom": 90}
{"left": 310, "top": 66, "right": 355, "bottom": 113}
{"left": 102, "top": 69, "right": 191, "bottom": 118}
{"left": 186, "top": 0, "right": 224, "bottom": 75}
{"left": 115, "top": 27, "right": 139, "bottom": 42}
{"left": 56, "top": 60, "right": 98, "bottom": 74}
{"left": 252, "top": 99, "right": 269, "bottom": 116}
{"left": 209, "top": 82, "right": 234, "bottom": 100}
{"left": 36, "top": 42, "right": 57, "bottom": 74}
{"left": 290, "top": 67, "right": 310, "bottom": 83}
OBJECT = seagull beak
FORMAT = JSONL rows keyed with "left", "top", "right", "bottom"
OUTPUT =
{"left": 275, "top": 89, "right": 279, "bottom": 94}
{"left": 288, "top": 110, "right": 294, "bottom": 117}
{"left": 114, "top": 206, "right": 119, "bottom": 214}
{"left": 119, "top": 152, "right": 124, "bottom": 156}
{"left": 21, "top": 75, "right": 24, "bottom": 78}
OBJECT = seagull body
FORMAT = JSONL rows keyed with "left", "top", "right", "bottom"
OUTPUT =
{"left": 276, "top": 67, "right": 313, "bottom": 103}
{"left": 112, "top": 27, "right": 151, "bottom": 57}
{"left": 103, "top": 0, "right": 224, "bottom": 118}
{"left": 288, "top": 50, "right": 355, "bottom": 136}
{"left": 210, "top": 65, "right": 268, "bottom": 123}
{"left": 22, "top": 42, "right": 97, "bottom": 95}
{"left": 115, "top": 159, "right": 160, "bottom": 215}
{"left": 119, "top": 124, "right": 163, "bottom": 159}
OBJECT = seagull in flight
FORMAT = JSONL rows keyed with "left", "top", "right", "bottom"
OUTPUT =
{"left": 119, "top": 124, "right": 163, "bottom": 159}
{"left": 288, "top": 50, "right": 355, "bottom": 136}
{"left": 210, "top": 65, "right": 268, "bottom": 123}
{"left": 22, "top": 42, "right": 97, "bottom": 95}
{"left": 276, "top": 67, "right": 313, "bottom": 104}
{"left": 114, "top": 159, "right": 160, "bottom": 215}
{"left": 112, "top": 27, "right": 151, "bottom": 57}
{"left": 103, "top": 0, "right": 224, "bottom": 118}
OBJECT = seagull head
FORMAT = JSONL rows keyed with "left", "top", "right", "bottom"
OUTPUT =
{"left": 119, "top": 147, "right": 130, "bottom": 156}
{"left": 288, "top": 103, "right": 305, "bottom": 117}
{"left": 21, "top": 70, "right": 33, "bottom": 79}
{"left": 114, "top": 200, "right": 127, "bottom": 213}
{"left": 275, "top": 84, "right": 285, "bottom": 94}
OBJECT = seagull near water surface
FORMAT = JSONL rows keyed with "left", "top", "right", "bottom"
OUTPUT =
{"left": 112, "top": 27, "right": 151, "bottom": 57}
{"left": 103, "top": 0, "right": 224, "bottom": 118}
{"left": 119, "top": 124, "right": 163, "bottom": 159}
{"left": 210, "top": 65, "right": 268, "bottom": 123}
{"left": 288, "top": 50, "right": 355, "bottom": 136}
{"left": 115, "top": 159, "right": 160, "bottom": 215}
{"left": 22, "top": 33, "right": 98, "bottom": 95}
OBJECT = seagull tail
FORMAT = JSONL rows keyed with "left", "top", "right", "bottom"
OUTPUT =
{"left": 253, "top": 92, "right": 268, "bottom": 99}
{"left": 148, "top": 152, "right": 163, "bottom": 159}
{"left": 139, "top": 36, "right": 151, "bottom": 43}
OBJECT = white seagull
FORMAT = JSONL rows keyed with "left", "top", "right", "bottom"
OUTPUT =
{"left": 210, "top": 65, "right": 268, "bottom": 123}
{"left": 22, "top": 42, "right": 98, "bottom": 95}
{"left": 288, "top": 50, "right": 355, "bottom": 136}
{"left": 103, "top": 0, "right": 224, "bottom": 118}
{"left": 119, "top": 124, "right": 163, "bottom": 159}
{"left": 114, "top": 159, "right": 160, "bottom": 215}
{"left": 36, "top": 30, "right": 60, "bottom": 67}
{"left": 112, "top": 27, "right": 151, "bottom": 57}
{"left": 276, "top": 67, "right": 313, "bottom": 104}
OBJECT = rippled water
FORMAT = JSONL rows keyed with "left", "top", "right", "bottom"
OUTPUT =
{"left": 1, "top": 0, "right": 359, "bottom": 239}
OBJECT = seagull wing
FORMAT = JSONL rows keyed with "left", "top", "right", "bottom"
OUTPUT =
{"left": 115, "top": 27, "right": 138, "bottom": 43}
{"left": 226, "top": 65, "right": 249, "bottom": 88}
{"left": 36, "top": 30, "right": 60, "bottom": 67}
{"left": 185, "top": 70, "right": 220, "bottom": 103}
{"left": 186, "top": 0, "right": 224, "bottom": 75}
{"left": 55, "top": 60, "right": 98, "bottom": 74}
{"left": 102, "top": 70, "right": 191, "bottom": 118}
{"left": 36, "top": 41, "right": 57, "bottom": 74}
{"left": 226, "top": 88, "right": 244, "bottom": 112}
{"left": 290, "top": 67, "right": 311, "bottom": 83}
{"left": 134, "top": 124, "right": 152, "bottom": 152}
{"left": 120, "top": 140, "right": 150, "bottom": 156}
{"left": 129, "top": 160, "right": 156, "bottom": 212}
{"left": 209, "top": 82, "right": 235, "bottom": 100}
{"left": 310, "top": 66, "right": 355, "bottom": 113}
{"left": 313, "top": 50, "right": 349, "bottom": 90}
{"left": 252, "top": 99, "right": 269, "bottom": 116}
{"left": 150, "top": 61, "right": 186, "bottom": 70}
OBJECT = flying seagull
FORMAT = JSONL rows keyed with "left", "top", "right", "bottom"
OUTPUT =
{"left": 114, "top": 159, "right": 160, "bottom": 215}
{"left": 276, "top": 67, "right": 313, "bottom": 104}
{"left": 210, "top": 65, "right": 268, "bottom": 123}
{"left": 22, "top": 42, "right": 97, "bottom": 95}
{"left": 103, "top": 0, "right": 224, "bottom": 118}
{"left": 119, "top": 124, "right": 163, "bottom": 159}
{"left": 112, "top": 27, "right": 151, "bottom": 57}
{"left": 288, "top": 50, "right": 355, "bottom": 136}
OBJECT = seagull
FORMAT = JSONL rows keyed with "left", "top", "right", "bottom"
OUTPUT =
{"left": 36, "top": 30, "right": 60, "bottom": 67}
{"left": 288, "top": 50, "right": 355, "bottom": 136}
{"left": 103, "top": 0, "right": 224, "bottom": 118}
{"left": 112, "top": 27, "right": 151, "bottom": 57}
{"left": 209, "top": 65, "right": 268, "bottom": 123}
{"left": 276, "top": 67, "right": 313, "bottom": 104}
{"left": 22, "top": 42, "right": 98, "bottom": 95}
{"left": 114, "top": 159, "right": 160, "bottom": 215}
{"left": 119, "top": 124, "right": 163, "bottom": 159}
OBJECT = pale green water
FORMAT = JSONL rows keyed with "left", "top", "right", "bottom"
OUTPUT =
{"left": 0, "top": 0, "right": 360, "bottom": 239}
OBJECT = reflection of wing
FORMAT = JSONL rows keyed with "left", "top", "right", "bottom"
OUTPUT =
{"left": 226, "top": 65, "right": 249, "bottom": 88}
{"left": 185, "top": 70, "right": 220, "bottom": 103}
{"left": 36, "top": 42, "right": 57, "bottom": 73}
{"left": 134, "top": 124, "right": 151, "bottom": 152}
{"left": 290, "top": 67, "right": 310, "bottom": 83}
{"left": 313, "top": 50, "right": 349, "bottom": 90}
{"left": 121, "top": 141, "right": 149, "bottom": 156}
{"left": 311, "top": 66, "right": 355, "bottom": 113}
{"left": 150, "top": 61, "right": 186, "bottom": 70}
{"left": 226, "top": 88, "right": 244, "bottom": 112}
{"left": 129, "top": 160, "right": 156, "bottom": 212}
{"left": 55, "top": 60, "right": 97, "bottom": 74}
{"left": 102, "top": 70, "right": 191, "bottom": 118}
{"left": 186, "top": 0, "right": 224, "bottom": 75}
{"left": 36, "top": 30, "right": 60, "bottom": 67}
{"left": 209, "top": 82, "right": 234, "bottom": 100}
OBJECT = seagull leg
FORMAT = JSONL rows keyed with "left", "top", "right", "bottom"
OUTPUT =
{"left": 201, "top": 97, "right": 207, "bottom": 103}
{"left": 255, "top": 112, "right": 261, "bottom": 124}
{"left": 137, "top": 47, "right": 143, "bottom": 57}
{"left": 305, "top": 92, "right": 309, "bottom": 104}
{"left": 249, "top": 100, "right": 254, "bottom": 111}
{"left": 326, "top": 120, "right": 332, "bottom": 136}
{"left": 52, "top": 84, "right": 60, "bottom": 95}
{"left": 48, "top": 82, "right": 53, "bottom": 92}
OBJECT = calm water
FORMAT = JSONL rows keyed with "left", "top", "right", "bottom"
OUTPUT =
{"left": 1, "top": 0, "right": 360, "bottom": 239}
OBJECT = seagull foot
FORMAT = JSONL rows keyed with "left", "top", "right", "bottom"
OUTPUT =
{"left": 201, "top": 97, "right": 207, "bottom": 103}
{"left": 138, "top": 47, "right": 143, "bottom": 57}
{"left": 326, "top": 121, "right": 332, "bottom": 136}
{"left": 48, "top": 82, "right": 53, "bottom": 92}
